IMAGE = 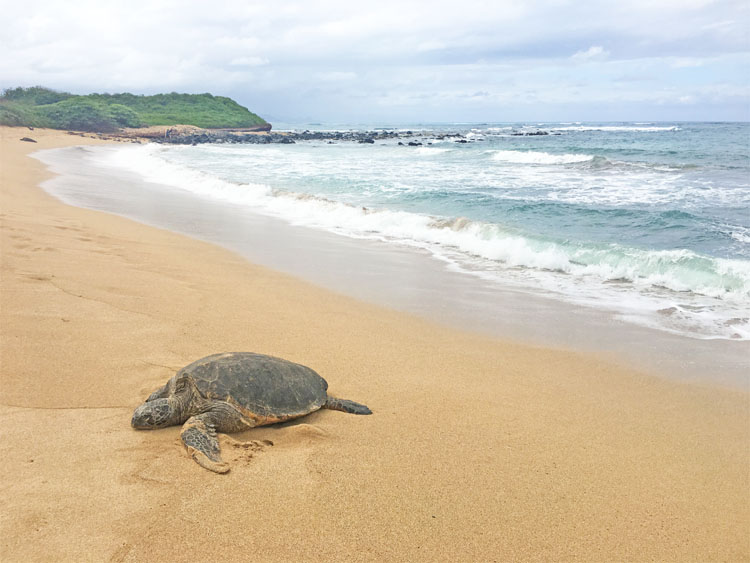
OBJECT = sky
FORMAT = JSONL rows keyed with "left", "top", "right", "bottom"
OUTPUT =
{"left": 2, "top": 0, "right": 748, "bottom": 123}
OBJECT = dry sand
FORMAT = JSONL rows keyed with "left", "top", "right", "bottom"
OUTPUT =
{"left": 1, "top": 127, "right": 748, "bottom": 562}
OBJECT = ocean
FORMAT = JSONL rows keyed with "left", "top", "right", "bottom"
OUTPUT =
{"left": 34, "top": 122, "right": 750, "bottom": 383}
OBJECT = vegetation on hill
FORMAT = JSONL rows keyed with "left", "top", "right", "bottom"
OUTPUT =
{"left": 0, "top": 87, "right": 268, "bottom": 132}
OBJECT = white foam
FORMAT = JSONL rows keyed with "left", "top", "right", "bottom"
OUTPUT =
{"left": 728, "top": 225, "right": 750, "bottom": 244}
{"left": 104, "top": 145, "right": 750, "bottom": 296}
{"left": 414, "top": 147, "right": 452, "bottom": 156}
{"left": 548, "top": 125, "right": 680, "bottom": 132}
{"left": 90, "top": 143, "right": 750, "bottom": 341}
{"left": 491, "top": 150, "right": 594, "bottom": 165}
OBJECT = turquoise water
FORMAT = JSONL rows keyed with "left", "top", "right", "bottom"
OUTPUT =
{"left": 94, "top": 122, "right": 750, "bottom": 340}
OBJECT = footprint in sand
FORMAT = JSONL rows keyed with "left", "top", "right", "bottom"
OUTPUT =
{"left": 223, "top": 437, "right": 274, "bottom": 465}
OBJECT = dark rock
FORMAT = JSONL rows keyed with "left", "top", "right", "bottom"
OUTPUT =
{"left": 143, "top": 127, "right": 467, "bottom": 147}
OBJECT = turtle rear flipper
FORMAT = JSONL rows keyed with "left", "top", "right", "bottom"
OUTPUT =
{"left": 324, "top": 396, "right": 372, "bottom": 415}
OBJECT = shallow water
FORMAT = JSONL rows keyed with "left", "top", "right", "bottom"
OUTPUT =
{"left": 33, "top": 139, "right": 750, "bottom": 388}
{"left": 84, "top": 122, "right": 750, "bottom": 342}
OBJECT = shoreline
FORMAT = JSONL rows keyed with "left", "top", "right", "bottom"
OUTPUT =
{"left": 2, "top": 127, "right": 748, "bottom": 561}
{"left": 33, "top": 141, "right": 750, "bottom": 388}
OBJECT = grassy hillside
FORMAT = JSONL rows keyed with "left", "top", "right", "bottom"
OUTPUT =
{"left": 0, "top": 87, "right": 268, "bottom": 132}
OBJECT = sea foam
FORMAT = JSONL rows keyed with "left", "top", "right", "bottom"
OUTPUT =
{"left": 548, "top": 125, "right": 680, "bottom": 132}
{"left": 491, "top": 150, "right": 594, "bottom": 164}
{"left": 93, "top": 143, "right": 750, "bottom": 341}
{"left": 414, "top": 147, "right": 452, "bottom": 156}
{"left": 89, "top": 135, "right": 750, "bottom": 339}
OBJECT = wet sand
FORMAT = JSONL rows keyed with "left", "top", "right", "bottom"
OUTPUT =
{"left": 33, "top": 143, "right": 750, "bottom": 387}
{"left": 1, "top": 127, "right": 748, "bottom": 561}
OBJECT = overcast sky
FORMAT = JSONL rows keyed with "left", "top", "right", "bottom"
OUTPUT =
{"left": 2, "top": 0, "right": 748, "bottom": 123}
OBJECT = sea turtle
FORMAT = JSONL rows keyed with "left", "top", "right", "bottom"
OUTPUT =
{"left": 131, "top": 352, "right": 371, "bottom": 473}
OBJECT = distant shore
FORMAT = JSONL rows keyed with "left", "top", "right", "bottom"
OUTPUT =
{"left": 1, "top": 127, "right": 748, "bottom": 561}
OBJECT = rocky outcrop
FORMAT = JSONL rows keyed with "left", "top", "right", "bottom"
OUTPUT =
{"left": 110, "top": 125, "right": 580, "bottom": 146}
{"left": 143, "top": 128, "right": 473, "bottom": 146}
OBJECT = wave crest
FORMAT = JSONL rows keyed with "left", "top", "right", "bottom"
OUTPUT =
{"left": 491, "top": 150, "right": 594, "bottom": 165}
{"left": 95, "top": 143, "right": 750, "bottom": 340}
{"left": 548, "top": 125, "right": 680, "bottom": 133}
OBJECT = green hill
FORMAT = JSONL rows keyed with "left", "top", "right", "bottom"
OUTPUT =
{"left": 0, "top": 87, "right": 269, "bottom": 132}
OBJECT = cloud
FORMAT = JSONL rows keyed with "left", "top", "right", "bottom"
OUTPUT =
{"left": 316, "top": 71, "right": 357, "bottom": 82}
{"left": 2, "top": 0, "right": 748, "bottom": 121}
{"left": 416, "top": 40, "right": 448, "bottom": 53}
{"left": 670, "top": 57, "right": 705, "bottom": 68}
{"left": 571, "top": 46, "right": 610, "bottom": 62}
{"left": 229, "top": 57, "right": 269, "bottom": 67}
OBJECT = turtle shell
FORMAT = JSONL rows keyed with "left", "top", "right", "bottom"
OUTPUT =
{"left": 179, "top": 352, "right": 328, "bottom": 423}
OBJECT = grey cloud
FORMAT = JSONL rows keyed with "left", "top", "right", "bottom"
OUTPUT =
{"left": 2, "top": 0, "right": 748, "bottom": 121}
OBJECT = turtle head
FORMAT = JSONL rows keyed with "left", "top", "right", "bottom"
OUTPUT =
{"left": 131, "top": 398, "right": 179, "bottom": 429}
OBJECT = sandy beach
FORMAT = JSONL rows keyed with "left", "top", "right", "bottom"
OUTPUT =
{"left": 1, "top": 127, "right": 748, "bottom": 561}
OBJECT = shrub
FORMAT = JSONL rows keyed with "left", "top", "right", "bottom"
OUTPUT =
{"left": 2, "top": 86, "right": 72, "bottom": 105}
{"left": 107, "top": 104, "right": 143, "bottom": 127}
{"left": 38, "top": 99, "right": 121, "bottom": 132}
{"left": 0, "top": 86, "right": 267, "bottom": 131}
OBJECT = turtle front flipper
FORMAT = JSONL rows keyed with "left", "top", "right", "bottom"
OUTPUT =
{"left": 180, "top": 402, "right": 255, "bottom": 473}
{"left": 181, "top": 415, "right": 230, "bottom": 474}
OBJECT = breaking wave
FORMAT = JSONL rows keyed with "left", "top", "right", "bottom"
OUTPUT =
{"left": 546, "top": 125, "right": 680, "bottom": 133}
{"left": 95, "top": 144, "right": 750, "bottom": 338}
{"left": 491, "top": 150, "right": 594, "bottom": 165}
{"left": 414, "top": 147, "right": 452, "bottom": 156}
